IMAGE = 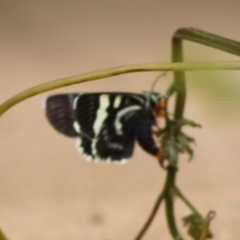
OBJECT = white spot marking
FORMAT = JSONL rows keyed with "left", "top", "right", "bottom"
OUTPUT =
{"left": 114, "top": 105, "right": 141, "bottom": 135}
{"left": 113, "top": 95, "right": 122, "bottom": 108}
{"left": 84, "top": 155, "right": 94, "bottom": 161}
{"left": 91, "top": 139, "right": 98, "bottom": 156}
{"left": 73, "top": 95, "right": 81, "bottom": 110}
{"left": 113, "top": 159, "right": 128, "bottom": 165}
{"left": 75, "top": 137, "right": 127, "bottom": 164}
{"left": 109, "top": 143, "right": 123, "bottom": 150}
{"left": 75, "top": 138, "right": 94, "bottom": 161}
{"left": 93, "top": 94, "right": 110, "bottom": 135}
{"left": 92, "top": 94, "right": 110, "bottom": 156}
{"left": 73, "top": 121, "right": 80, "bottom": 133}
{"left": 75, "top": 138, "right": 83, "bottom": 154}
{"left": 96, "top": 157, "right": 128, "bottom": 165}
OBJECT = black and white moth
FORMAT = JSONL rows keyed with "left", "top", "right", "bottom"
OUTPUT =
{"left": 44, "top": 92, "right": 166, "bottom": 164}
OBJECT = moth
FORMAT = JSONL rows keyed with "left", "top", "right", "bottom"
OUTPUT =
{"left": 44, "top": 92, "right": 167, "bottom": 164}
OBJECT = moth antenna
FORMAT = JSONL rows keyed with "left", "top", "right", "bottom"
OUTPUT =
{"left": 151, "top": 72, "right": 167, "bottom": 92}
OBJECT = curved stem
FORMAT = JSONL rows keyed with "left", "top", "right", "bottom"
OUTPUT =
{"left": 174, "top": 187, "right": 203, "bottom": 219}
{"left": 174, "top": 28, "right": 240, "bottom": 56}
{"left": 171, "top": 27, "right": 240, "bottom": 120}
{"left": 164, "top": 166, "right": 183, "bottom": 240}
{"left": 134, "top": 190, "right": 164, "bottom": 240}
{"left": 134, "top": 165, "right": 183, "bottom": 240}
{"left": 0, "top": 61, "right": 240, "bottom": 117}
{"left": 165, "top": 27, "right": 240, "bottom": 239}
{"left": 0, "top": 229, "right": 8, "bottom": 240}
{"left": 172, "top": 33, "right": 186, "bottom": 120}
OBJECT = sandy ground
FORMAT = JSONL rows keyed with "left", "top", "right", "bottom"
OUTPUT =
{"left": 0, "top": 1, "right": 240, "bottom": 240}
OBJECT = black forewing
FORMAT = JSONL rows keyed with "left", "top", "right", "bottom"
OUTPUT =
{"left": 95, "top": 99, "right": 142, "bottom": 161}
{"left": 45, "top": 92, "right": 150, "bottom": 162}
{"left": 74, "top": 94, "right": 100, "bottom": 159}
{"left": 45, "top": 94, "right": 79, "bottom": 137}
{"left": 75, "top": 93, "right": 146, "bottom": 162}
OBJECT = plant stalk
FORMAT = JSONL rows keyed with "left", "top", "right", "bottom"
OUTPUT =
{"left": 0, "top": 61, "right": 240, "bottom": 117}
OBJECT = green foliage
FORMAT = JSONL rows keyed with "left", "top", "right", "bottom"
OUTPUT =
{"left": 183, "top": 214, "right": 212, "bottom": 240}
{"left": 158, "top": 118, "right": 201, "bottom": 166}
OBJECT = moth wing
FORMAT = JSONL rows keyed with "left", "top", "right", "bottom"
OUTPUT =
{"left": 91, "top": 109, "right": 141, "bottom": 162}
{"left": 74, "top": 93, "right": 145, "bottom": 162}
{"left": 45, "top": 93, "right": 146, "bottom": 163}
{"left": 45, "top": 94, "right": 79, "bottom": 137}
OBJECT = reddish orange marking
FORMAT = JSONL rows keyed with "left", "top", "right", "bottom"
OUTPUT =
{"left": 159, "top": 99, "right": 166, "bottom": 108}
{"left": 159, "top": 109, "right": 166, "bottom": 117}
{"left": 155, "top": 150, "right": 163, "bottom": 159}
{"left": 152, "top": 99, "right": 167, "bottom": 117}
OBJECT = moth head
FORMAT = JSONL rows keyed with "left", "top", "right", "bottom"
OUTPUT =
{"left": 152, "top": 96, "right": 167, "bottom": 117}
{"left": 143, "top": 91, "right": 167, "bottom": 118}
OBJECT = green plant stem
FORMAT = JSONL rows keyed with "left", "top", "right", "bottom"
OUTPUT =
{"left": 174, "top": 187, "right": 203, "bottom": 219}
{"left": 165, "top": 28, "right": 240, "bottom": 238}
{"left": 164, "top": 166, "right": 183, "bottom": 240}
{"left": 0, "top": 61, "right": 240, "bottom": 117}
{"left": 172, "top": 32, "right": 186, "bottom": 120}
{"left": 0, "top": 229, "right": 8, "bottom": 240}
{"left": 171, "top": 27, "right": 240, "bottom": 120}
{"left": 134, "top": 166, "right": 183, "bottom": 240}
{"left": 133, "top": 190, "right": 164, "bottom": 240}
{"left": 174, "top": 28, "right": 240, "bottom": 56}
{"left": 159, "top": 28, "right": 188, "bottom": 240}
{"left": 164, "top": 27, "right": 240, "bottom": 239}
{"left": 135, "top": 29, "right": 240, "bottom": 240}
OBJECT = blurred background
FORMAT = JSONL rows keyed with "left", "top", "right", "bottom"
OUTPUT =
{"left": 0, "top": 1, "right": 240, "bottom": 239}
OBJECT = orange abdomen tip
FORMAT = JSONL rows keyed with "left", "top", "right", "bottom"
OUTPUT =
{"left": 155, "top": 150, "right": 163, "bottom": 160}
